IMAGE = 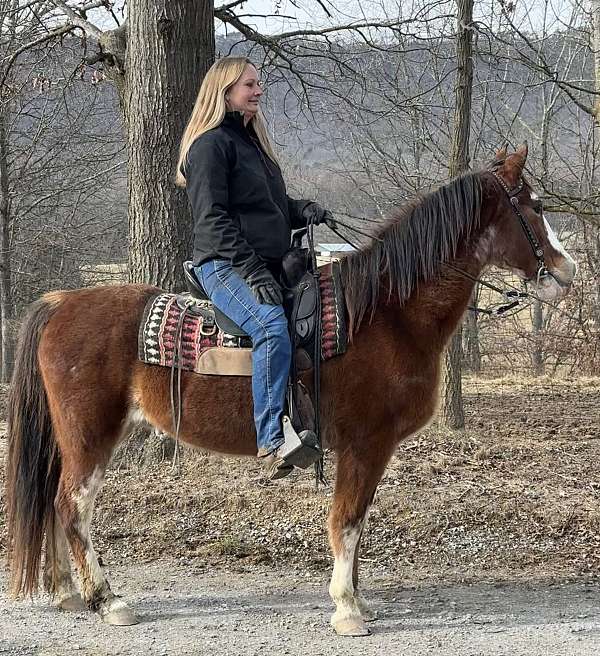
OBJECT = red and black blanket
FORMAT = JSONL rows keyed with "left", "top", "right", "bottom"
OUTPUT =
{"left": 138, "top": 263, "right": 347, "bottom": 373}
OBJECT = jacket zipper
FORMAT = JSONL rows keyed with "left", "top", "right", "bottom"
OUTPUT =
{"left": 250, "top": 137, "right": 274, "bottom": 178}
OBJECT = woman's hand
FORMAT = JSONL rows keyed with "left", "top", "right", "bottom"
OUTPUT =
{"left": 302, "top": 202, "right": 336, "bottom": 229}
{"left": 245, "top": 267, "right": 284, "bottom": 305}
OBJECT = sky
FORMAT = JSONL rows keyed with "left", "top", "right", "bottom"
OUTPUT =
{"left": 87, "top": 0, "right": 428, "bottom": 35}
{"left": 88, "top": 0, "right": 581, "bottom": 38}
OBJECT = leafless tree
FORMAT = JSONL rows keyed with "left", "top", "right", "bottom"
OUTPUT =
{"left": 0, "top": 3, "right": 125, "bottom": 379}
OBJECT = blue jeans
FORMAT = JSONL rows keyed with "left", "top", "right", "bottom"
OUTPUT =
{"left": 194, "top": 259, "right": 290, "bottom": 453}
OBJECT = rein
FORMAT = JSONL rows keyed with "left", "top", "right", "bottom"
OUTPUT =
{"left": 443, "top": 262, "right": 530, "bottom": 317}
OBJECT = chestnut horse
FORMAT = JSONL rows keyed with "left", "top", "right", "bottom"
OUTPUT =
{"left": 5, "top": 145, "right": 576, "bottom": 636}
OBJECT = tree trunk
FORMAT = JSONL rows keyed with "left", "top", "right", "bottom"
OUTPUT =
{"left": 531, "top": 298, "right": 544, "bottom": 376}
{"left": 590, "top": 1, "right": 600, "bottom": 324}
{"left": 593, "top": 0, "right": 600, "bottom": 123}
{"left": 0, "top": 102, "right": 14, "bottom": 382}
{"left": 124, "top": 1, "right": 215, "bottom": 290}
{"left": 443, "top": 325, "right": 465, "bottom": 428}
{"left": 119, "top": 2, "right": 215, "bottom": 462}
{"left": 463, "top": 286, "right": 481, "bottom": 373}
{"left": 442, "top": 0, "right": 474, "bottom": 429}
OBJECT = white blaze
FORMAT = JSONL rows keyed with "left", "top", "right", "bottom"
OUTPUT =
{"left": 543, "top": 217, "right": 576, "bottom": 266}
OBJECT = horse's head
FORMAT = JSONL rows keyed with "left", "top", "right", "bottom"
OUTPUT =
{"left": 482, "top": 143, "right": 577, "bottom": 301}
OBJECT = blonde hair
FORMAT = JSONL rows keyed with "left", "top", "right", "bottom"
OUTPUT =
{"left": 176, "top": 56, "right": 279, "bottom": 187}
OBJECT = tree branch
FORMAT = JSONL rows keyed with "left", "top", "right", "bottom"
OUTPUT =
{"left": 0, "top": 24, "right": 75, "bottom": 93}
{"left": 49, "top": 0, "right": 103, "bottom": 38}
{"left": 488, "top": 12, "right": 599, "bottom": 119}
{"left": 215, "top": 7, "right": 432, "bottom": 43}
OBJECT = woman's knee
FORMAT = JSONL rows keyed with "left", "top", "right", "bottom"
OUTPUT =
{"left": 251, "top": 307, "right": 289, "bottom": 345}
{"left": 264, "top": 309, "right": 288, "bottom": 334}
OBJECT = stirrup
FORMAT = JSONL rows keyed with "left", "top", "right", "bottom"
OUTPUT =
{"left": 278, "top": 416, "right": 322, "bottom": 469}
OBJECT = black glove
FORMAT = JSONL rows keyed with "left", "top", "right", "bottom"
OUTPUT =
{"left": 245, "top": 267, "right": 284, "bottom": 305}
{"left": 302, "top": 202, "right": 336, "bottom": 229}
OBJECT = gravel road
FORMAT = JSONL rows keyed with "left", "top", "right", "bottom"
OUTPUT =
{"left": 2, "top": 563, "right": 600, "bottom": 656}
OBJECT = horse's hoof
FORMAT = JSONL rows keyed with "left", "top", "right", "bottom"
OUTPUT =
{"left": 100, "top": 599, "right": 139, "bottom": 626}
{"left": 332, "top": 617, "right": 371, "bottom": 637}
{"left": 57, "top": 593, "right": 86, "bottom": 612}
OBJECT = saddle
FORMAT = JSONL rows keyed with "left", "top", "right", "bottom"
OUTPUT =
{"left": 181, "top": 257, "right": 320, "bottom": 368}
{"left": 181, "top": 262, "right": 248, "bottom": 338}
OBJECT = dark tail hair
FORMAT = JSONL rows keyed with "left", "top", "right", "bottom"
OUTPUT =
{"left": 5, "top": 296, "right": 61, "bottom": 597}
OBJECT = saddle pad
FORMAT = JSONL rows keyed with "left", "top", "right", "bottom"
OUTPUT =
{"left": 137, "top": 294, "right": 252, "bottom": 376}
{"left": 319, "top": 261, "right": 347, "bottom": 360}
{"left": 138, "top": 264, "right": 347, "bottom": 376}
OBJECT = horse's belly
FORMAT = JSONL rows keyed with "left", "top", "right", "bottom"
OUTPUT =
{"left": 132, "top": 365, "right": 258, "bottom": 457}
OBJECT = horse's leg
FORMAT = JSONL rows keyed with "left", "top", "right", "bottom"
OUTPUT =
{"left": 55, "top": 462, "right": 137, "bottom": 625}
{"left": 351, "top": 520, "right": 378, "bottom": 622}
{"left": 43, "top": 516, "right": 85, "bottom": 611}
{"left": 328, "top": 444, "right": 391, "bottom": 636}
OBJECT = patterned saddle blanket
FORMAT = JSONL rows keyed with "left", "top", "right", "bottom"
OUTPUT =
{"left": 138, "top": 263, "right": 347, "bottom": 376}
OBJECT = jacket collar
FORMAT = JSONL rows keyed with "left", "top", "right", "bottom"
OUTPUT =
{"left": 223, "top": 110, "right": 247, "bottom": 130}
{"left": 222, "top": 111, "right": 259, "bottom": 139}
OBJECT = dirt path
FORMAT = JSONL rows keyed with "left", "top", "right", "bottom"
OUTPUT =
{"left": 1, "top": 563, "right": 600, "bottom": 656}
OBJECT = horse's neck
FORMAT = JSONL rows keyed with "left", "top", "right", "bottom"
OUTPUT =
{"left": 382, "top": 248, "right": 483, "bottom": 351}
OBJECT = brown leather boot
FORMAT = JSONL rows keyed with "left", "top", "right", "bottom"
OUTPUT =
{"left": 257, "top": 448, "right": 294, "bottom": 480}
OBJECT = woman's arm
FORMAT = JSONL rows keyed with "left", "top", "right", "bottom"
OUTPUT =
{"left": 287, "top": 197, "right": 312, "bottom": 230}
{"left": 186, "top": 134, "right": 263, "bottom": 276}
{"left": 287, "top": 196, "right": 334, "bottom": 231}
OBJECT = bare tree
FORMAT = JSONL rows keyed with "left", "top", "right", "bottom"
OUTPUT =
{"left": 442, "top": 0, "right": 475, "bottom": 430}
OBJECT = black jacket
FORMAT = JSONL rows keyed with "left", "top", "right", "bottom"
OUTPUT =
{"left": 184, "top": 111, "right": 310, "bottom": 276}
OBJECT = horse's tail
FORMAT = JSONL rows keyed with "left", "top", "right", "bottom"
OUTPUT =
{"left": 5, "top": 294, "right": 62, "bottom": 598}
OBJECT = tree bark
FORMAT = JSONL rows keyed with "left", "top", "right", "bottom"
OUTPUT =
{"left": 531, "top": 298, "right": 544, "bottom": 376}
{"left": 124, "top": 1, "right": 215, "bottom": 289}
{"left": 0, "top": 102, "right": 14, "bottom": 382}
{"left": 442, "top": 0, "right": 474, "bottom": 429}
{"left": 463, "top": 286, "right": 481, "bottom": 373}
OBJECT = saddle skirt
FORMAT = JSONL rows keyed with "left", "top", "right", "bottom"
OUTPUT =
{"left": 138, "top": 262, "right": 347, "bottom": 376}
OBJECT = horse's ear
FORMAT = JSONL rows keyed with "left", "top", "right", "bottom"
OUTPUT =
{"left": 502, "top": 141, "right": 528, "bottom": 186}
{"left": 494, "top": 143, "right": 508, "bottom": 161}
{"left": 515, "top": 141, "right": 528, "bottom": 162}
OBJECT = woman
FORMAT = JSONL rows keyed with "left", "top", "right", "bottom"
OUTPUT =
{"left": 176, "top": 56, "right": 334, "bottom": 479}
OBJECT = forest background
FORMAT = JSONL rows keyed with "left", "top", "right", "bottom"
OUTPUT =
{"left": 0, "top": 0, "right": 598, "bottom": 424}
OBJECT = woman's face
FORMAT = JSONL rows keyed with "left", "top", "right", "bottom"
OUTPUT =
{"left": 225, "top": 64, "right": 263, "bottom": 121}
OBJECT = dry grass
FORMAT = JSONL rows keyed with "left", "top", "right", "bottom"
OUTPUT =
{"left": 2, "top": 377, "right": 600, "bottom": 584}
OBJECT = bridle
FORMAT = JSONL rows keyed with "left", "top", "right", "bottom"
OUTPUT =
{"left": 490, "top": 169, "right": 550, "bottom": 285}
{"left": 447, "top": 167, "right": 553, "bottom": 318}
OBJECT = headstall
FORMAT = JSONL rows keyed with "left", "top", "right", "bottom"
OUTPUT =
{"left": 490, "top": 169, "right": 549, "bottom": 284}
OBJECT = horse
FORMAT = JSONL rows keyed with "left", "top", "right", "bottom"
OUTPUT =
{"left": 4, "top": 144, "right": 576, "bottom": 636}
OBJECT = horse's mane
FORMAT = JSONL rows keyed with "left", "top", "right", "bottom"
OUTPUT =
{"left": 340, "top": 172, "right": 483, "bottom": 335}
